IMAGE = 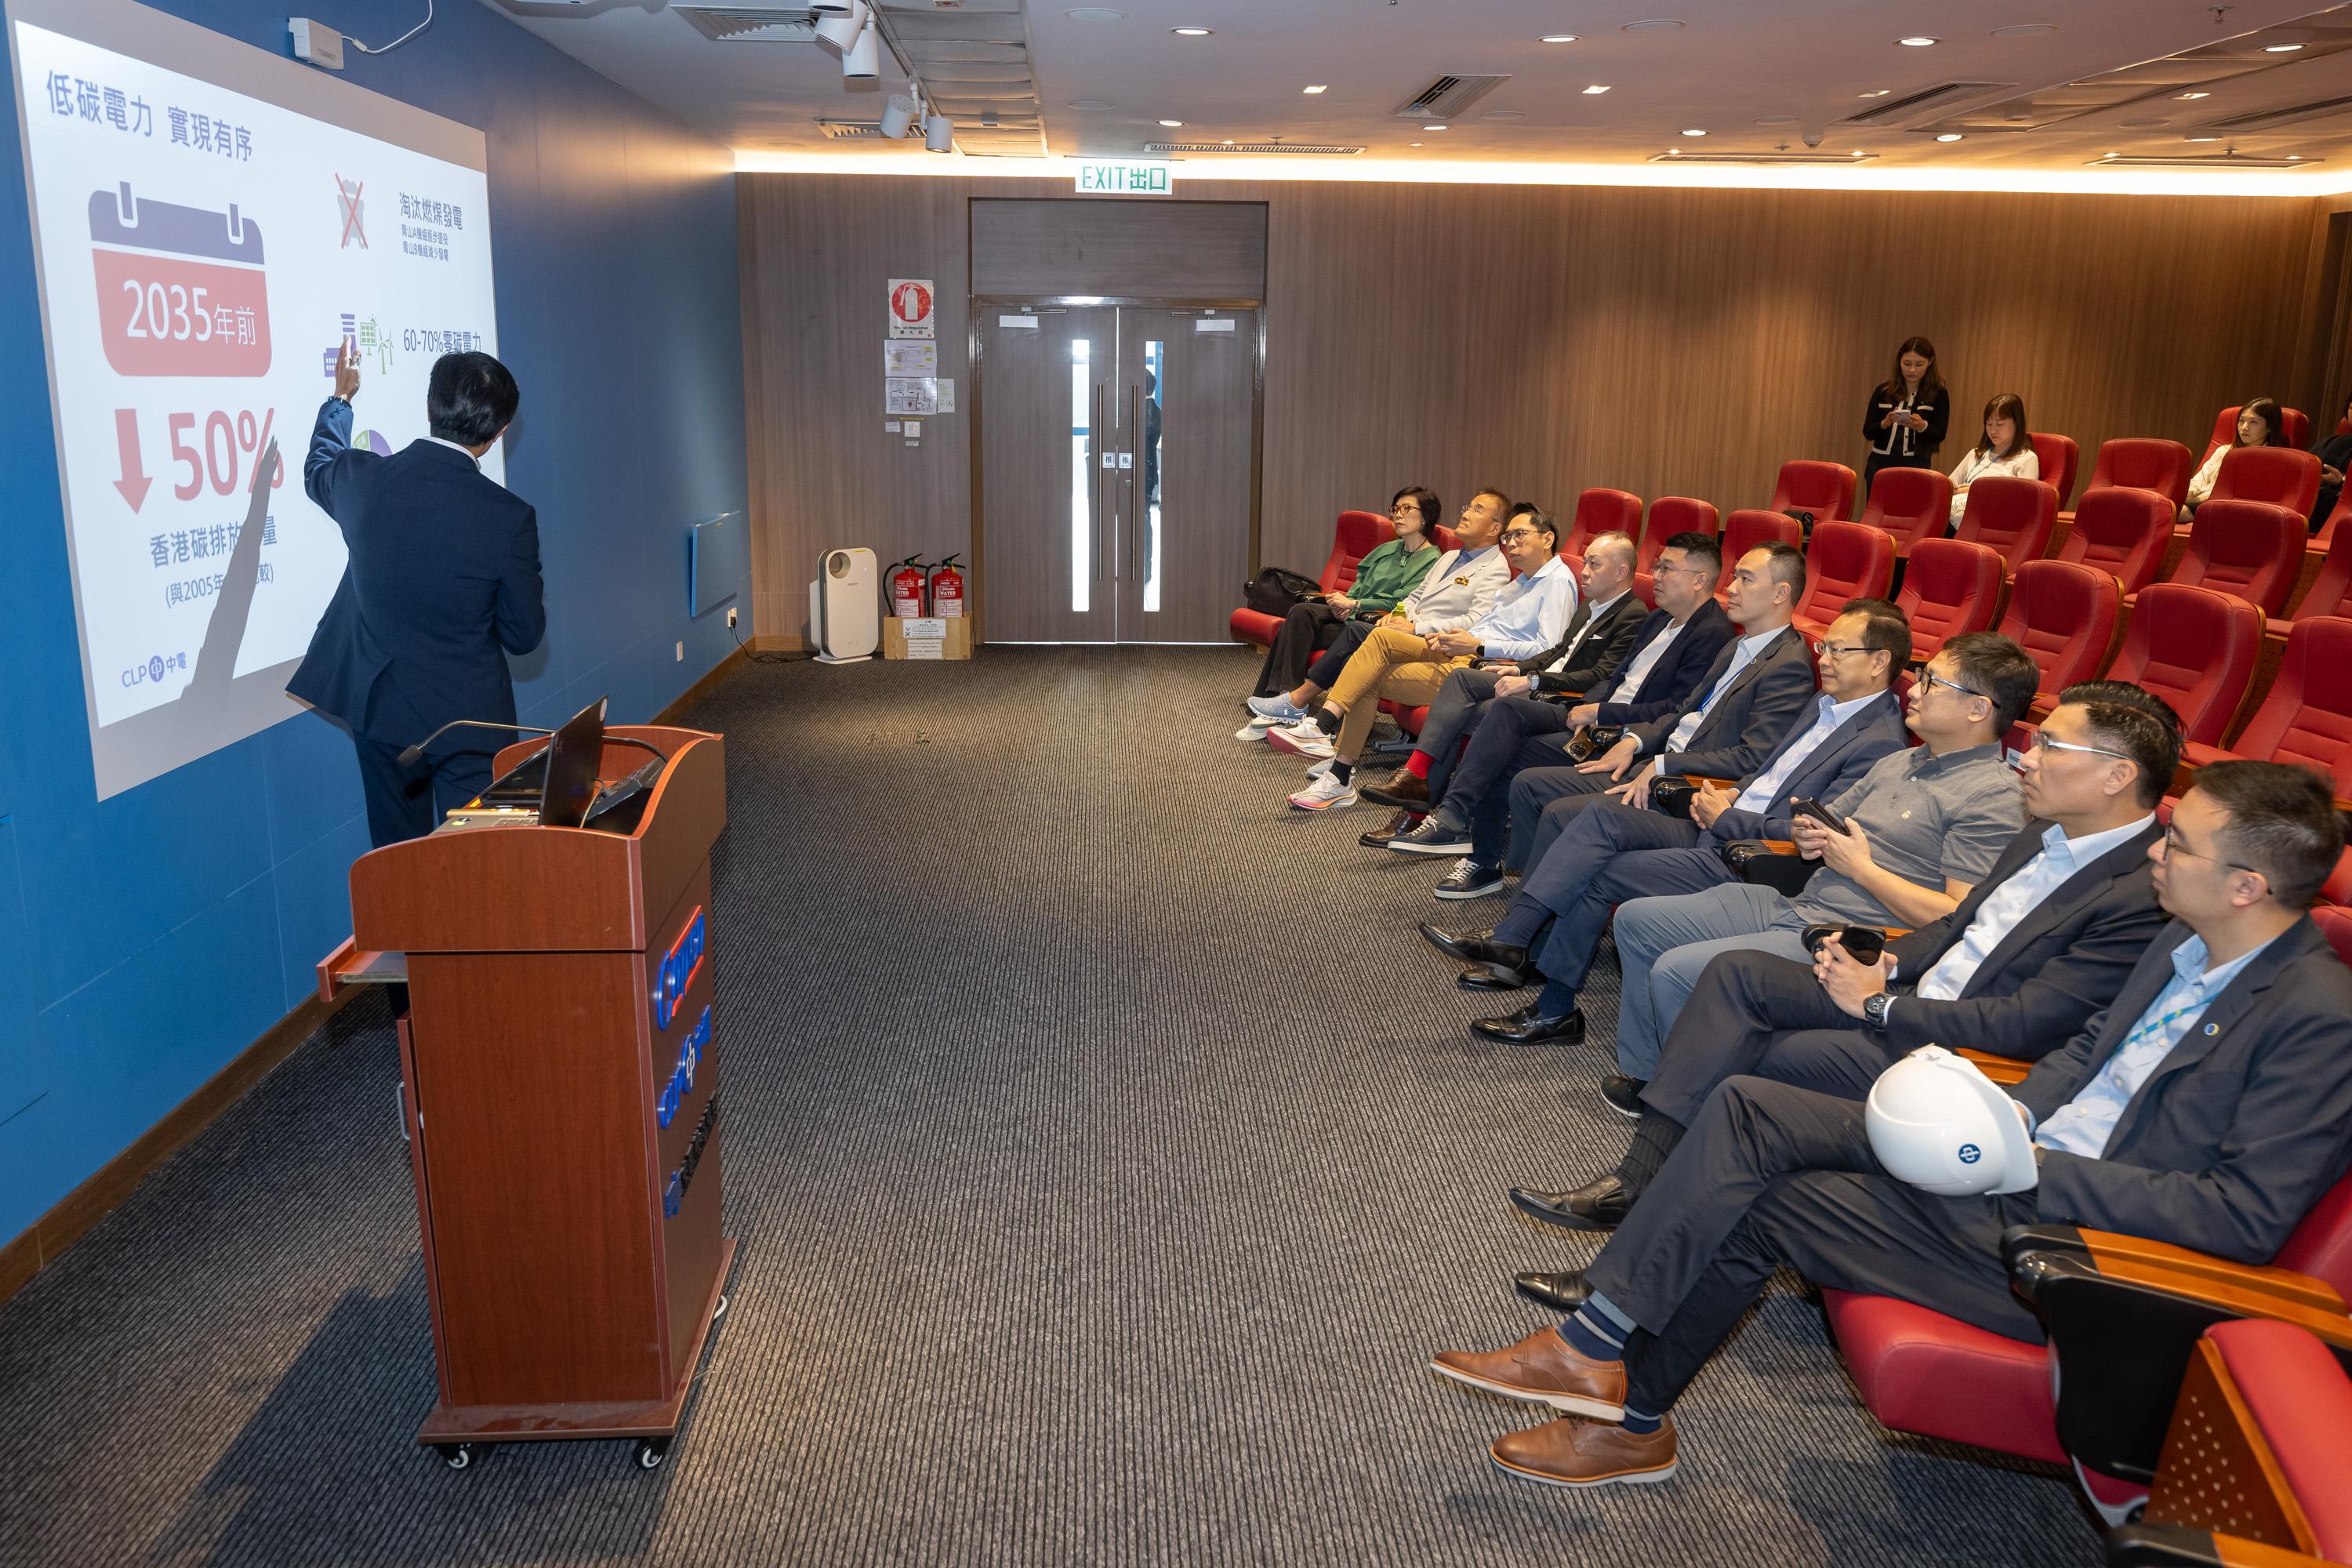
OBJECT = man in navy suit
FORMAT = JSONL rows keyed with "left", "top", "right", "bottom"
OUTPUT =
{"left": 1421, "top": 601, "right": 1911, "bottom": 1045}
{"left": 289, "top": 344, "right": 545, "bottom": 847}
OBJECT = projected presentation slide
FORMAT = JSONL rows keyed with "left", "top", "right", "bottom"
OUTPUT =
{"left": 9, "top": 0, "right": 498, "bottom": 800}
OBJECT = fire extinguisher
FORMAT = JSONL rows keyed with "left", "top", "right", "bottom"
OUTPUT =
{"left": 929, "top": 554, "right": 966, "bottom": 618}
{"left": 888, "top": 555, "right": 929, "bottom": 618}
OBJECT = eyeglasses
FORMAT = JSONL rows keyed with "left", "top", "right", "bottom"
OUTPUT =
{"left": 1500, "top": 528, "right": 1543, "bottom": 544}
{"left": 1819, "top": 641, "right": 1873, "bottom": 659}
{"left": 1918, "top": 668, "right": 1984, "bottom": 701}
{"left": 1654, "top": 559, "right": 1711, "bottom": 578}
{"left": 2161, "top": 824, "right": 2259, "bottom": 877}
{"left": 2027, "top": 731, "right": 2133, "bottom": 763}
{"left": 1389, "top": 503, "right": 1422, "bottom": 517}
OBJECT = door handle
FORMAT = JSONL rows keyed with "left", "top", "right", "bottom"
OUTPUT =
{"left": 1128, "top": 379, "right": 1144, "bottom": 584}
{"left": 1091, "top": 379, "right": 1109, "bottom": 584}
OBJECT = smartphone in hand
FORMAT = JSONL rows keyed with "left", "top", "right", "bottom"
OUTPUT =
{"left": 1791, "top": 797, "right": 1851, "bottom": 835}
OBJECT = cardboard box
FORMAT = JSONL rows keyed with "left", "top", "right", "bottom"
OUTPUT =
{"left": 883, "top": 615, "right": 972, "bottom": 660}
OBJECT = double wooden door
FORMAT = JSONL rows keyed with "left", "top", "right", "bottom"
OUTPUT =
{"left": 978, "top": 304, "right": 1256, "bottom": 642}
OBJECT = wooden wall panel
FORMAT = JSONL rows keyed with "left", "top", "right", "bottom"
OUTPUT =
{"left": 969, "top": 198, "right": 1267, "bottom": 299}
{"left": 741, "top": 173, "right": 2325, "bottom": 639}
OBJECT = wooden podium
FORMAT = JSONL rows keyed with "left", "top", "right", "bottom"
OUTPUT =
{"left": 318, "top": 724, "right": 733, "bottom": 1470}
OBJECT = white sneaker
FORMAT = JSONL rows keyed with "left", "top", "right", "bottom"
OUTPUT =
{"left": 1266, "top": 720, "right": 1337, "bottom": 760}
{"left": 1287, "top": 772, "right": 1359, "bottom": 811}
{"left": 1307, "top": 757, "right": 1336, "bottom": 779}
{"left": 1236, "top": 719, "right": 1276, "bottom": 741}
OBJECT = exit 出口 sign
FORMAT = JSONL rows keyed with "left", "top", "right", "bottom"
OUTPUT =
{"left": 1073, "top": 159, "right": 1173, "bottom": 195}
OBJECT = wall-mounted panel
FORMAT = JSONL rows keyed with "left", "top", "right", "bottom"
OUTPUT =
{"left": 971, "top": 198, "right": 1267, "bottom": 301}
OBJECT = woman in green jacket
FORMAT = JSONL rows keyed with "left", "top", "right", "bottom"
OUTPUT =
{"left": 1250, "top": 487, "right": 1443, "bottom": 699}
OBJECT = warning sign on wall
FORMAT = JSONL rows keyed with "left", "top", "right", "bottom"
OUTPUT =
{"left": 888, "top": 278, "right": 935, "bottom": 339}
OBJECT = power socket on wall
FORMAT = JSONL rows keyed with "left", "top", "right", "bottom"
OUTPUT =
{"left": 676, "top": 641, "right": 684, "bottom": 662}
{"left": 726, "top": 607, "right": 739, "bottom": 629}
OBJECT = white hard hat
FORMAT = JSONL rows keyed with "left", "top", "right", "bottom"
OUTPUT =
{"left": 1865, "top": 1046, "right": 2038, "bottom": 1196}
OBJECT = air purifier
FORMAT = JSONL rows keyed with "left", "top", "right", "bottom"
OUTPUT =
{"left": 809, "top": 547, "right": 880, "bottom": 663}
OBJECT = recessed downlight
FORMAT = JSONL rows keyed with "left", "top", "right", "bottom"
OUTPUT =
{"left": 1422, "top": 123, "right": 1448, "bottom": 131}
{"left": 1158, "top": 118, "right": 1183, "bottom": 126}
{"left": 1540, "top": 34, "right": 1577, "bottom": 43}
{"left": 2264, "top": 42, "right": 2306, "bottom": 52}
{"left": 1859, "top": 89, "right": 1892, "bottom": 98}
{"left": 1934, "top": 132, "right": 1964, "bottom": 142}
{"left": 1582, "top": 84, "right": 1611, "bottom": 95}
{"left": 1681, "top": 128, "right": 1708, "bottom": 136}
{"left": 1899, "top": 36, "right": 1940, "bottom": 47}
{"left": 1408, "top": 141, "right": 1422, "bottom": 147}
{"left": 2184, "top": 135, "right": 2221, "bottom": 142}
{"left": 1171, "top": 26, "right": 1211, "bottom": 37}
{"left": 1302, "top": 84, "right": 1327, "bottom": 94}
{"left": 2177, "top": 91, "right": 2212, "bottom": 100}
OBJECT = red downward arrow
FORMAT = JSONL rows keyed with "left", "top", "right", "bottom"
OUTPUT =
{"left": 114, "top": 408, "right": 151, "bottom": 513}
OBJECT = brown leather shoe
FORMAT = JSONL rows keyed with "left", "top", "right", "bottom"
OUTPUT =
{"left": 1490, "top": 1415, "right": 1679, "bottom": 1488}
{"left": 1361, "top": 770, "right": 1430, "bottom": 810}
{"left": 1429, "top": 1327, "right": 1627, "bottom": 1419}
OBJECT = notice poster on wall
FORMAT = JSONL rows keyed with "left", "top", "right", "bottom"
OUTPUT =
{"left": 9, "top": 0, "right": 497, "bottom": 799}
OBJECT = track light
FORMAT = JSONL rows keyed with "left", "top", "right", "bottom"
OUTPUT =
{"left": 808, "top": 0, "right": 853, "bottom": 10}
{"left": 813, "top": 1, "right": 869, "bottom": 53}
{"left": 924, "top": 112, "right": 953, "bottom": 152}
{"left": 841, "top": 22, "right": 879, "bottom": 80}
{"left": 880, "top": 93, "right": 918, "bottom": 139}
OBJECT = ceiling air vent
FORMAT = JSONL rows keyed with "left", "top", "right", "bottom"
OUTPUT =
{"left": 2206, "top": 93, "right": 2352, "bottom": 132}
{"left": 1392, "top": 74, "right": 1509, "bottom": 122}
{"left": 1146, "top": 141, "right": 1364, "bottom": 155}
{"left": 2085, "top": 152, "right": 2316, "bottom": 169}
{"left": 1650, "top": 151, "right": 1878, "bottom": 165}
{"left": 674, "top": 6, "right": 817, "bottom": 43}
{"left": 1837, "top": 82, "right": 2010, "bottom": 126}
{"left": 815, "top": 120, "right": 886, "bottom": 140}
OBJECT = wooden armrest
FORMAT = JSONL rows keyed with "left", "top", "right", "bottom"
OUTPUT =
{"left": 2009, "top": 1225, "right": 2345, "bottom": 1315}
{"left": 1956, "top": 1047, "right": 2032, "bottom": 1086}
{"left": 1758, "top": 839, "right": 1798, "bottom": 856}
{"left": 1691, "top": 776, "right": 1737, "bottom": 792}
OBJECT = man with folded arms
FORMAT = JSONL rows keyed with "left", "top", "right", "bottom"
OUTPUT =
{"left": 1509, "top": 682, "right": 2179, "bottom": 1266}
{"left": 1589, "top": 631, "right": 2038, "bottom": 1093}
{"left": 1419, "top": 601, "right": 1911, "bottom": 1045}
{"left": 1364, "top": 535, "right": 1730, "bottom": 864}
{"left": 1432, "top": 760, "right": 2352, "bottom": 1490}
{"left": 1279, "top": 503, "right": 1577, "bottom": 812}
{"left": 1360, "top": 532, "right": 1644, "bottom": 818}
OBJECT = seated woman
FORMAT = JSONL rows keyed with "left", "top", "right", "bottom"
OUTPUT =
{"left": 1944, "top": 391, "right": 2038, "bottom": 530}
{"left": 1243, "top": 486, "right": 1443, "bottom": 721}
{"left": 2184, "top": 397, "right": 2288, "bottom": 521}
{"left": 2309, "top": 393, "right": 2352, "bottom": 534}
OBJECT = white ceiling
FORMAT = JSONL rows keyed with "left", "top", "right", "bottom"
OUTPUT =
{"left": 483, "top": 0, "right": 2352, "bottom": 183}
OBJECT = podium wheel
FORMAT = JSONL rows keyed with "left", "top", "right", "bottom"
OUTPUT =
{"left": 633, "top": 1439, "right": 670, "bottom": 1471}
{"left": 435, "top": 1443, "right": 476, "bottom": 1471}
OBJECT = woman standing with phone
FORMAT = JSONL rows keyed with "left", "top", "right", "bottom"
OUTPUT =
{"left": 1861, "top": 336, "right": 1951, "bottom": 497}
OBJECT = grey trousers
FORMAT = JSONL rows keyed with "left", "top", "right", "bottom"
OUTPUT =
{"left": 1609, "top": 882, "right": 1815, "bottom": 1078}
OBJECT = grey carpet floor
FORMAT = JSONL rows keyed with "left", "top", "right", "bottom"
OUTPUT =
{"left": 0, "top": 647, "right": 2100, "bottom": 1566}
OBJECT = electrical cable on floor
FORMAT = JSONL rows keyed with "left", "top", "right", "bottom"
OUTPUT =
{"left": 733, "top": 617, "right": 809, "bottom": 664}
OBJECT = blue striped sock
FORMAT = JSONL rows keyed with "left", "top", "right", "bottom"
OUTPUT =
{"left": 1555, "top": 1308, "right": 1624, "bottom": 1363}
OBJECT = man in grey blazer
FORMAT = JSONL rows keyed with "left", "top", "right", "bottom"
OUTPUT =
{"left": 1427, "top": 760, "right": 2352, "bottom": 1490}
{"left": 1420, "top": 601, "right": 1914, "bottom": 1045}
{"left": 1504, "top": 542, "right": 1817, "bottom": 876}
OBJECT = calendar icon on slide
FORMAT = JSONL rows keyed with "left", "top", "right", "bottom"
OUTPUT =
{"left": 87, "top": 181, "right": 271, "bottom": 377}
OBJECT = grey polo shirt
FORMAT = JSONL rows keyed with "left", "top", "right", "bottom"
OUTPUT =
{"left": 1790, "top": 742, "right": 2024, "bottom": 927}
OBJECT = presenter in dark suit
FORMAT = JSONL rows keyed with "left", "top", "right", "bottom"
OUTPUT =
{"left": 1428, "top": 760, "right": 2352, "bottom": 1490}
{"left": 289, "top": 344, "right": 545, "bottom": 847}
{"left": 1378, "top": 535, "right": 1733, "bottom": 873}
{"left": 1421, "top": 601, "right": 1912, "bottom": 1044}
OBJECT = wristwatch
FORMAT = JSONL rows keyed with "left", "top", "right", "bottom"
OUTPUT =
{"left": 1861, "top": 992, "right": 1893, "bottom": 1031}
{"left": 1474, "top": 643, "right": 1486, "bottom": 659}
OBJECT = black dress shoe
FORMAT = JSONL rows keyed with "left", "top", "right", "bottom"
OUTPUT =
{"left": 1386, "top": 815, "right": 1473, "bottom": 856}
{"left": 1457, "top": 963, "right": 1529, "bottom": 993}
{"left": 1472, "top": 1000, "right": 1585, "bottom": 1046}
{"left": 1514, "top": 1270, "right": 1593, "bottom": 1312}
{"left": 1417, "top": 923, "right": 1529, "bottom": 978}
{"left": 1509, "top": 1174, "right": 1628, "bottom": 1232}
{"left": 1599, "top": 1075, "right": 1647, "bottom": 1120}
{"left": 1359, "top": 808, "right": 1422, "bottom": 848}
{"left": 1433, "top": 861, "right": 1504, "bottom": 900}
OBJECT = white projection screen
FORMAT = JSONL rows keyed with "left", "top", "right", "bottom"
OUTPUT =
{"left": 8, "top": 0, "right": 498, "bottom": 799}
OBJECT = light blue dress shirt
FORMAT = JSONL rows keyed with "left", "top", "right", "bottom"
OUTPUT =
{"left": 1467, "top": 554, "right": 1580, "bottom": 662}
{"left": 1731, "top": 690, "right": 1883, "bottom": 813}
{"left": 1649, "top": 624, "right": 1786, "bottom": 775}
{"left": 1912, "top": 815, "right": 2155, "bottom": 1000}
{"left": 2031, "top": 929, "right": 2280, "bottom": 1158}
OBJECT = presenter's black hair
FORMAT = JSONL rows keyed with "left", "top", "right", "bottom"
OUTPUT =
{"left": 427, "top": 352, "right": 519, "bottom": 447}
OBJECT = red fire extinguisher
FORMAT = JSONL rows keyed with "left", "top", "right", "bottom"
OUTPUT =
{"left": 888, "top": 555, "right": 929, "bottom": 618}
{"left": 929, "top": 554, "right": 966, "bottom": 618}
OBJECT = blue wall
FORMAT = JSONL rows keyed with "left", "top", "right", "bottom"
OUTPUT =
{"left": 0, "top": 2, "right": 750, "bottom": 1247}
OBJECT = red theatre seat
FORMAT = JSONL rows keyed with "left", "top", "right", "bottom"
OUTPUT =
{"left": 2083, "top": 437, "right": 2196, "bottom": 511}
{"left": 2205, "top": 404, "right": 2313, "bottom": 464}
{"left": 1228, "top": 509, "right": 1392, "bottom": 648}
{"left": 2029, "top": 432, "right": 2081, "bottom": 510}
{"left": 2056, "top": 486, "right": 2174, "bottom": 596}
{"left": 2172, "top": 499, "right": 2307, "bottom": 617}
{"left": 2185, "top": 616, "right": 2352, "bottom": 792}
{"left": 1998, "top": 559, "right": 2122, "bottom": 717}
{"left": 1719, "top": 511, "right": 1801, "bottom": 611}
{"left": 2107, "top": 583, "right": 2263, "bottom": 747}
{"left": 1561, "top": 488, "right": 1642, "bottom": 560}
{"left": 2292, "top": 525, "right": 2352, "bottom": 627}
{"left": 2212, "top": 446, "right": 2324, "bottom": 517}
{"left": 1857, "top": 466, "right": 1954, "bottom": 556}
{"left": 1952, "top": 474, "right": 2060, "bottom": 574}
{"left": 2318, "top": 490, "right": 2352, "bottom": 550}
{"left": 1769, "top": 459, "right": 1857, "bottom": 523}
{"left": 1793, "top": 520, "right": 1895, "bottom": 636}
{"left": 1637, "top": 495, "right": 1719, "bottom": 575}
{"left": 1895, "top": 539, "right": 2004, "bottom": 659}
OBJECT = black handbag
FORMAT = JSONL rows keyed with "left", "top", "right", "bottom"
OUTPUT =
{"left": 1244, "top": 568, "right": 1326, "bottom": 617}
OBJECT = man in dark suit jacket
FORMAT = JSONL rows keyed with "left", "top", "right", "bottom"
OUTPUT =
{"left": 1362, "top": 533, "right": 1647, "bottom": 815}
{"left": 289, "top": 346, "right": 546, "bottom": 847}
{"left": 1422, "top": 601, "right": 1913, "bottom": 1044}
{"left": 1428, "top": 760, "right": 2352, "bottom": 1491}
{"left": 1374, "top": 535, "right": 1733, "bottom": 873}
{"left": 1506, "top": 683, "right": 2180, "bottom": 1257}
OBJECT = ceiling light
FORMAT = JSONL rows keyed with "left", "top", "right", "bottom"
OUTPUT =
{"left": 1935, "top": 132, "right": 1964, "bottom": 142}
{"left": 2184, "top": 135, "right": 2220, "bottom": 142}
{"left": 924, "top": 113, "right": 953, "bottom": 152}
{"left": 1859, "top": 89, "right": 1891, "bottom": 98}
{"left": 1681, "top": 128, "right": 1707, "bottom": 136}
{"left": 2288, "top": 154, "right": 2303, "bottom": 160}
{"left": 2177, "top": 91, "right": 2211, "bottom": 100}
{"left": 812, "top": 1, "right": 869, "bottom": 51}
{"left": 1899, "top": 37, "right": 1940, "bottom": 47}
{"left": 2264, "top": 42, "right": 2306, "bottom": 52}
{"left": 1582, "top": 84, "right": 1610, "bottom": 95}
{"left": 1422, "top": 123, "right": 1448, "bottom": 131}
{"left": 880, "top": 93, "right": 917, "bottom": 139}
{"left": 1540, "top": 34, "right": 1577, "bottom": 43}
{"left": 1408, "top": 140, "right": 1422, "bottom": 147}
{"left": 1065, "top": 7, "right": 1123, "bottom": 19}
{"left": 840, "top": 20, "right": 879, "bottom": 81}
{"left": 1159, "top": 118, "right": 1183, "bottom": 126}
{"left": 1302, "top": 85, "right": 1327, "bottom": 94}
{"left": 1665, "top": 148, "right": 1681, "bottom": 156}
{"left": 1171, "top": 27, "right": 1211, "bottom": 37}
